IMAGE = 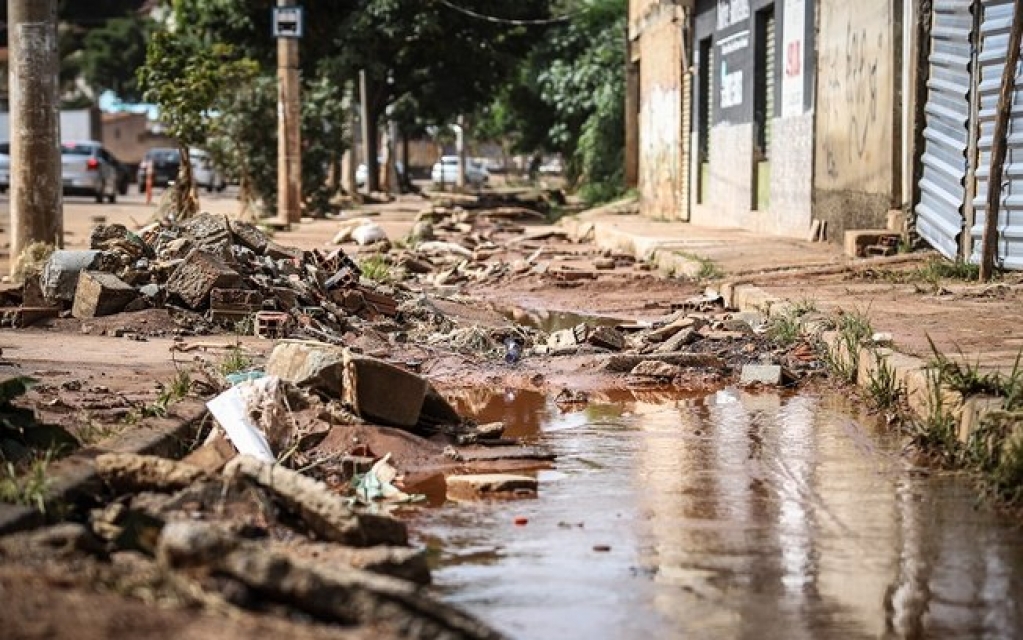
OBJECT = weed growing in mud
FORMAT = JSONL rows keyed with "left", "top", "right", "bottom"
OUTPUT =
{"left": 76, "top": 413, "right": 119, "bottom": 444}
{"left": 926, "top": 339, "right": 1023, "bottom": 409}
{"left": 963, "top": 411, "right": 1023, "bottom": 504}
{"left": 789, "top": 298, "right": 818, "bottom": 316}
{"left": 0, "top": 451, "right": 53, "bottom": 512}
{"left": 818, "top": 309, "right": 873, "bottom": 382}
{"left": 911, "top": 364, "right": 961, "bottom": 464}
{"left": 359, "top": 254, "right": 392, "bottom": 283}
{"left": 914, "top": 256, "right": 982, "bottom": 283}
{"left": 219, "top": 349, "right": 251, "bottom": 376}
{"left": 233, "top": 315, "right": 254, "bottom": 336}
{"left": 766, "top": 313, "right": 802, "bottom": 347}
{"left": 675, "top": 251, "right": 723, "bottom": 280}
{"left": 864, "top": 351, "right": 905, "bottom": 413}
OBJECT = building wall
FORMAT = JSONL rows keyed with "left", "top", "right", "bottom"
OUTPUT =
{"left": 689, "top": 0, "right": 816, "bottom": 237}
{"left": 631, "top": 0, "right": 689, "bottom": 220}
{"left": 813, "top": 0, "right": 900, "bottom": 240}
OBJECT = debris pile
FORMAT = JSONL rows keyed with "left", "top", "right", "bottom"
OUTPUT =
{"left": 3, "top": 213, "right": 400, "bottom": 341}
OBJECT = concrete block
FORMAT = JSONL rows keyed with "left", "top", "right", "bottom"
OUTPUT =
{"left": 342, "top": 351, "right": 428, "bottom": 429}
{"left": 229, "top": 219, "right": 270, "bottom": 254}
{"left": 887, "top": 209, "right": 908, "bottom": 234}
{"left": 265, "top": 241, "right": 305, "bottom": 262}
{"left": 585, "top": 325, "right": 625, "bottom": 351}
{"left": 265, "top": 341, "right": 347, "bottom": 396}
{"left": 740, "top": 364, "right": 784, "bottom": 385}
{"left": 71, "top": 271, "right": 137, "bottom": 318}
{"left": 181, "top": 212, "right": 232, "bottom": 256}
{"left": 844, "top": 229, "right": 901, "bottom": 258}
{"left": 445, "top": 474, "right": 538, "bottom": 500}
{"left": 40, "top": 250, "right": 102, "bottom": 303}
{"left": 655, "top": 328, "right": 698, "bottom": 353}
{"left": 165, "top": 249, "right": 242, "bottom": 310}
{"left": 209, "top": 288, "right": 262, "bottom": 323}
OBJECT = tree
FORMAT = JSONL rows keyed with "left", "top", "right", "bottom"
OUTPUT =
{"left": 81, "top": 16, "right": 155, "bottom": 101}
{"left": 137, "top": 30, "right": 257, "bottom": 217}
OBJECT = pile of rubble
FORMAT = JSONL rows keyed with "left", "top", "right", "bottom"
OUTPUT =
{"left": 2, "top": 212, "right": 398, "bottom": 341}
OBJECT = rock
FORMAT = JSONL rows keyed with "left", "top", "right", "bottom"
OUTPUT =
{"left": 264, "top": 241, "right": 305, "bottom": 262}
{"left": 165, "top": 249, "right": 243, "bottom": 310}
{"left": 342, "top": 352, "right": 428, "bottom": 429}
{"left": 630, "top": 361, "right": 682, "bottom": 379}
{"left": 409, "top": 220, "right": 435, "bottom": 243}
{"left": 285, "top": 542, "right": 431, "bottom": 585}
{"left": 265, "top": 341, "right": 347, "bottom": 396}
{"left": 445, "top": 474, "right": 539, "bottom": 500}
{"left": 547, "top": 328, "right": 578, "bottom": 350}
{"left": 585, "top": 325, "right": 625, "bottom": 351}
{"left": 157, "top": 520, "right": 240, "bottom": 568}
{"left": 71, "top": 271, "right": 137, "bottom": 318}
{"left": 740, "top": 364, "right": 784, "bottom": 385}
{"left": 603, "top": 351, "right": 723, "bottom": 372}
{"left": 475, "top": 421, "right": 505, "bottom": 439}
{"left": 40, "top": 250, "right": 103, "bottom": 303}
{"left": 352, "top": 222, "right": 388, "bottom": 246}
{"left": 593, "top": 257, "right": 616, "bottom": 270}
{"left": 418, "top": 383, "right": 462, "bottom": 429}
{"left": 95, "top": 453, "right": 205, "bottom": 493}
{"left": 224, "top": 455, "right": 408, "bottom": 546}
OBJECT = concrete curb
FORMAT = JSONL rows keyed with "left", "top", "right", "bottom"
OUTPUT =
{"left": 0, "top": 399, "right": 209, "bottom": 536}
{"left": 569, "top": 215, "right": 1011, "bottom": 456}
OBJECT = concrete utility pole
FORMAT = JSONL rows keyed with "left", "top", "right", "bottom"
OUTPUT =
{"left": 980, "top": 0, "right": 1023, "bottom": 281}
{"left": 8, "top": 0, "right": 63, "bottom": 274}
{"left": 275, "top": 0, "right": 302, "bottom": 226}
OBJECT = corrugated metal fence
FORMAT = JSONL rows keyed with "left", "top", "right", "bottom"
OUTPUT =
{"left": 916, "top": 0, "right": 975, "bottom": 261}
{"left": 917, "top": 0, "right": 1023, "bottom": 269}
{"left": 971, "top": 0, "right": 1023, "bottom": 270}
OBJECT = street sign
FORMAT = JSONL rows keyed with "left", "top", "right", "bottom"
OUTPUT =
{"left": 272, "top": 6, "right": 303, "bottom": 38}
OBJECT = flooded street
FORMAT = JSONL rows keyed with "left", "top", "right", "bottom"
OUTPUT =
{"left": 410, "top": 387, "right": 1023, "bottom": 639}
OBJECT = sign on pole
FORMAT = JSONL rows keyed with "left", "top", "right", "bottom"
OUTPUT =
{"left": 272, "top": 6, "right": 304, "bottom": 38}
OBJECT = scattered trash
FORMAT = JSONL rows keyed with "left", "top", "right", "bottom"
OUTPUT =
{"left": 353, "top": 453, "right": 422, "bottom": 503}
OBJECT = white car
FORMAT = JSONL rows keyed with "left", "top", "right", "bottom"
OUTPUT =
{"left": 189, "top": 149, "right": 226, "bottom": 192}
{"left": 0, "top": 142, "right": 8, "bottom": 193}
{"left": 431, "top": 155, "right": 489, "bottom": 186}
{"left": 355, "top": 159, "right": 405, "bottom": 187}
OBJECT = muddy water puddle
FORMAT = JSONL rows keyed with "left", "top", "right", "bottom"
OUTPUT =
{"left": 407, "top": 387, "right": 1023, "bottom": 639}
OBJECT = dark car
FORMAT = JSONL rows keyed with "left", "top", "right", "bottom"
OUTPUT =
{"left": 137, "top": 147, "right": 181, "bottom": 192}
{"left": 110, "top": 154, "right": 130, "bottom": 195}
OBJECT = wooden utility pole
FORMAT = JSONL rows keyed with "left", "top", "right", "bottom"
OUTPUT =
{"left": 980, "top": 0, "right": 1023, "bottom": 281}
{"left": 8, "top": 0, "right": 62, "bottom": 275}
{"left": 275, "top": 1, "right": 302, "bottom": 226}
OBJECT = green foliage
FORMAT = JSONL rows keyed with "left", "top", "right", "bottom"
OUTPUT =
{"left": 766, "top": 313, "right": 802, "bottom": 348}
{"left": 864, "top": 351, "right": 905, "bottom": 412}
{"left": 137, "top": 28, "right": 258, "bottom": 215}
{"left": 81, "top": 16, "right": 155, "bottom": 101}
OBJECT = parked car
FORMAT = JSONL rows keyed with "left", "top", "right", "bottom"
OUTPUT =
{"left": 355, "top": 158, "right": 405, "bottom": 187}
{"left": 430, "top": 155, "right": 489, "bottom": 186}
{"left": 189, "top": 149, "right": 227, "bottom": 192}
{"left": 137, "top": 147, "right": 181, "bottom": 192}
{"left": 0, "top": 142, "right": 9, "bottom": 194}
{"left": 61, "top": 140, "right": 119, "bottom": 203}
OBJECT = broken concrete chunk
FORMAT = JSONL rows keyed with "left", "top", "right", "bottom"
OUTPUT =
{"left": 445, "top": 474, "right": 538, "bottom": 500}
{"left": 740, "top": 364, "right": 784, "bottom": 386}
{"left": 224, "top": 455, "right": 408, "bottom": 546}
{"left": 165, "top": 249, "right": 242, "bottom": 310}
{"left": 157, "top": 520, "right": 241, "bottom": 569}
{"left": 228, "top": 219, "right": 270, "bottom": 254}
{"left": 265, "top": 241, "right": 305, "bottom": 262}
{"left": 630, "top": 361, "right": 683, "bottom": 379}
{"left": 603, "top": 351, "right": 724, "bottom": 372}
{"left": 585, "top": 325, "right": 625, "bottom": 351}
{"left": 180, "top": 212, "right": 233, "bottom": 256}
{"left": 547, "top": 328, "right": 578, "bottom": 350}
{"left": 95, "top": 453, "right": 205, "bottom": 493}
{"left": 71, "top": 271, "right": 137, "bottom": 318}
{"left": 265, "top": 341, "right": 347, "bottom": 396}
{"left": 418, "top": 382, "right": 462, "bottom": 429}
{"left": 40, "top": 250, "right": 103, "bottom": 303}
{"left": 342, "top": 351, "right": 428, "bottom": 429}
{"left": 656, "top": 328, "right": 699, "bottom": 353}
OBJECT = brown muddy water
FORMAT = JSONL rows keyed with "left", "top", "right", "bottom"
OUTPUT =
{"left": 406, "top": 387, "right": 1023, "bottom": 639}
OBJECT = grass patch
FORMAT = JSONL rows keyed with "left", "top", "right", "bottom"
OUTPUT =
{"left": 863, "top": 351, "right": 905, "bottom": 413}
{"left": 818, "top": 309, "right": 873, "bottom": 382}
{"left": 766, "top": 313, "right": 802, "bottom": 347}
{"left": 0, "top": 451, "right": 53, "bottom": 512}
{"left": 219, "top": 348, "right": 252, "bottom": 377}
{"left": 359, "top": 254, "right": 392, "bottom": 283}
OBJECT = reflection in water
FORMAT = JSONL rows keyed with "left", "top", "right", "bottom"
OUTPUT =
{"left": 410, "top": 387, "right": 1023, "bottom": 639}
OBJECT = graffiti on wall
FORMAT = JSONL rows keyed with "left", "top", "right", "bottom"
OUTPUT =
{"left": 815, "top": 0, "right": 892, "bottom": 193}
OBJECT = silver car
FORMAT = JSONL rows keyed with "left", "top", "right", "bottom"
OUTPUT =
{"left": 0, "top": 142, "right": 9, "bottom": 194}
{"left": 61, "top": 140, "right": 119, "bottom": 203}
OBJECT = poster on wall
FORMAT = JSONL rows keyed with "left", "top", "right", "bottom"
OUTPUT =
{"left": 715, "top": 0, "right": 751, "bottom": 123}
{"left": 781, "top": 0, "right": 805, "bottom": 118}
